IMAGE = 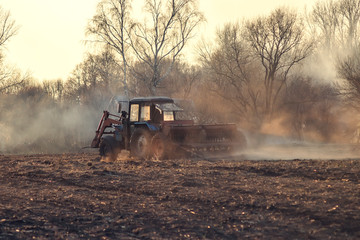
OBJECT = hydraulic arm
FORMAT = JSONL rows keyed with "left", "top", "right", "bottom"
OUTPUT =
{"left": 90, "top": 111, "right": 122, "bottom": 148}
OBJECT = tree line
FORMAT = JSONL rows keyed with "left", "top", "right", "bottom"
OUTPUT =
{"left": 2, "top": 0, "right": 360, "bottom": 153}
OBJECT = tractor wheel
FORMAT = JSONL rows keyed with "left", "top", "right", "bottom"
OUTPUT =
{"left": 130, "top": 128, "right": 152, "bottom": 159}
{"left": 151, "top": 133, "right": 167, "bottom": 160}
{"left": 99, "top": 136, "right": 119, "bottom": 161}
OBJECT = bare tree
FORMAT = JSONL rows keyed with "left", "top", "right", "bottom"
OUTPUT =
{"left": 42, "top": 79, "right": 64, "bottom": 101}
{"left": 129, "top": 0, "right": 204, "bottom": 94}
{"left": 159, "top": 60, "right": 201, "bottom": 98}
{"left": 284, "top": 76, "right": 340, "bottom": 141}
{"left": 0, "top": 66, "right": 28, "bottom": 93}
{"left": 199, "top": 23, "right": 263, "bottom": 125}
{"left": 87, "top": 0, "right": 204, "bottom": 95}
{"left": 245, "top": 8, "right": 313, "bottom": 117}
{"left": 309, "top": 0, "right": 339, "bottom": 50}
{"left": 0, "top": 6, "right": 18, "bottom": 47}
{"left": 87, "top": 0, "right": 132, "bottom": 97}
{"left": 338, "top": 45, "right": 360, "bottom": 105}
{"left": 338, "top": 0, "right": 360, "bottom": 48}
{"left": 0, "top": 6, "right": 23, "bottom": 93}
{"left": 309, "top": 0, "right": 360, "bottom": 51}
{"left": 65, "top": 49, "right": 121, "bottom": 106}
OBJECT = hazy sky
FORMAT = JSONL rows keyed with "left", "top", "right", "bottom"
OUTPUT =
{"left": 1, "top": 0, "right": 316, "bottom": 81}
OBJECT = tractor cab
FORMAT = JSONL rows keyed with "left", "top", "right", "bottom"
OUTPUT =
{"left": 127, "top": 97, "right": 189, "bottom": 125}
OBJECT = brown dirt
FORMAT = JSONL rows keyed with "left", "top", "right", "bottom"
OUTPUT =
{"left": 0, "top": 152, "right": 359, "bottom": 239}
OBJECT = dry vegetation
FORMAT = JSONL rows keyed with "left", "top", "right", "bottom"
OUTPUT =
{"left": 0, "top": 152, "right": 359, "bottom": 239}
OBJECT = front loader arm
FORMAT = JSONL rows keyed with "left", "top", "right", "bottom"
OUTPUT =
{"left": 91, "top": 111, "right": 122, "bottom": 148}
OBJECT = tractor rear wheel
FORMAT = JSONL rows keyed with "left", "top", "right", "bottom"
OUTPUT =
{"left": 130, "top": 128, "right": 152, "bottom": 159}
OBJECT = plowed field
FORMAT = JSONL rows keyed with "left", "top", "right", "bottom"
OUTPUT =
{"left": 0, "top": 152, "right": 359, "bottom": 239}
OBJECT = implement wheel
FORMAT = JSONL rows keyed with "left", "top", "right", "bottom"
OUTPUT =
{"left": 130, "top": 128, "right": 151, "bottom": 159}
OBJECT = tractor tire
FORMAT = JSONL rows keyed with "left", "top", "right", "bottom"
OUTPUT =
{"left": 130, "top": 128, "right": 152, "bottom": 159}
{"left": 99, "top": 136, "right": 120, "bottom": 161}
{"left": 151, "top": 133, "right": 167, "bottom": 160}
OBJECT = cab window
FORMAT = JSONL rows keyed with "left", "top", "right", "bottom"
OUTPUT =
{"left": 140, "top": 105, "right": 151, "bottom": 121}
{"left": 130, "top": 104, "right": 139, "bottom": 122}
{"left": 163, "top": 111, "right": 174, "bottom": 121}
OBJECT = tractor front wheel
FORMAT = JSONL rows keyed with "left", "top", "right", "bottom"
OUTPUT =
{"left": 99, "top": 136, "right": 119, "bottom": 161}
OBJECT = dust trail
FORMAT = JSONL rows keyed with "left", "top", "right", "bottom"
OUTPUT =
{"left": 240, "top": 142, "right": 360, "bottom": 161}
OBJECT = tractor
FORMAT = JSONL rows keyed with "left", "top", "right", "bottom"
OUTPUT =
{"left": 91, "top": 97, "right": 246, "bottom": 160}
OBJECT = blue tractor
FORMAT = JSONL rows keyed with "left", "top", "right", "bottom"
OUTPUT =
{"left": 91, "top": 97, "right": 246, "bottom": 160}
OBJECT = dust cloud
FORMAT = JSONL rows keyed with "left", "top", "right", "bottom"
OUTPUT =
{"left": 1, "top": 89, "right": 359, "bottom": 160}
{"left": 239, "top": 132, "right": 360, "bottom": 160}
{"left": 237, "top": 109, "right": 360, "bottom": 160}
{"left": 0, "top": 94, "right": 106, "bottom": 154}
